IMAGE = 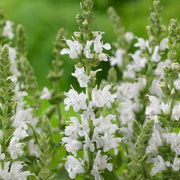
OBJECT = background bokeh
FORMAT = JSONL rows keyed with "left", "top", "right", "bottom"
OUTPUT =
{"left": 0, "top": 0, "right": 179, "bottom": 91}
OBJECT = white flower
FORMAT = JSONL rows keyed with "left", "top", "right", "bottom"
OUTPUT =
{"left": 0, "top": 130, "right": 3, "bottom": 139}
{"left": 160, "top": 102, "right": 170, "bottom": 115}
{"left": 28, "top": 139, "right": 40, "bottom": 157}
{"left": 83, "top": 134, "right": 94, "bottom": 152}
{"left": 7, "top": 137, "right": 24, "bottom": 159}
{"left": 171, "top": 156, "right": 180, "bottom": 171}
{"left": 84, "top": 40, "right": 93, "bottom": 59}
{"left": 13, "top": 123, "right": 29, "bottom": 140}
{"left": 102, "top": 132, "right": 122, "bottom": 155}
{"left": 146, "top": 128, "right": 163, "bottom": 154}
{"left": 93, "top": 115, "right": 122, "bottom": 154}
{"left": 123, "top": 64, "right": 136, "bottom": 79}
{"left": 91, "top": 150, "right": 112, "bottom": 180}
{"left": 130, "top": 50, "right": 147, "bottom": 71}
{"left": 0, "top": 162, "right": 11, "bottom": 179}
{"left": 160, "top": 38, "right": 169, "bottom": 50}
{"left": 8, "top": 47, "right": 21, "bottom": 77}
{"left": 79, "top": 114, "right": 90, "bottom": 136}
{"left": 72, "top": 66, "right": 90, "bottom": 88}
{"left": 150, "top": 79, "right": 164, "bottom": 97}
{"left": 62, "top": 136, "right": 82, "bottom": 156}
{"left": 118, "top": 82, "right": 141, "bottom": 100}
{"left": 3, "top": 20, "right": 14, "bottom": 40}
{"left": 64, "top": 117, "right": 81, "bottom": 136}
{"left": 151, "top": 46, "right": 161, "bottom": 62}
{"left": 172, "top": 103, "right": 180, "bottom": 121}
{"left": 14, "top": 83, "right": 27, "bottom": 101}
{"left": 64, "top": 88, "right": 87, "bottom": 112}
{"left": 125, "top": 32, "right": 134, "bottom": 42}
{"left": 0, "top": 145, "right": 5, "bottom": 160}
{"left": 94, "top": 33, "right": 111, "bottom": 61}
{"left": 94, "top": 33, "right": 111, "bottom": 53}
{"left": 163, "top": 132, "right": 180, "bottom": 155}
{"left": 119, "top": 99, "right": 136, "bottom": 125}
{"left": 61, "top": 38, "right": 83, "bottom": 59}
{"left": 9, "top": 161, "right": 31, "bottom": 180}
{"left": 93, "top": 115, "right": 115, "bottom": 132}
{"left": 146, "top": 95, "right": 161, "bottom": 115}
{"left": 110, "top": 49, "right": 125, "bottom": 66}
{"left": 92, "top": 85, "right": 116, "bottom": 108}
{"left": 151, "top": 155, "right": 170, "bottom": 176}
{"left": 174, "top": 77, "right": 180, "bottom": 90}
{"left": 13, "top": 108, "right": 35, "bottom": 128}
{"left": 134, "top": 38, "right": 149, "bottom": 50}
{"left": 65, "top": 156, "right": 85, "bottom": 179}
{"left": 40, "top": 87, "right": 51, "bottom": 100}
{"left": 155, "top": 60, "right": 171, "bottom": 77}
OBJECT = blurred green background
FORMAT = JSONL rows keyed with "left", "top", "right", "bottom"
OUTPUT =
{"left": 0, "top": 0, "right": 179, "bottom": 91}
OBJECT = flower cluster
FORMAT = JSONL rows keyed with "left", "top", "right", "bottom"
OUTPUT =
{"left": 62, "top": 64, "right": 122, "bottom": 179}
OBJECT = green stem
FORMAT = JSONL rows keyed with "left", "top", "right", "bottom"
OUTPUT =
{"left": 53, "top": 80, "right": 62, "bottom": 129}
{"left": 85, "top": 64, "right": 94, "bottom": 177}
{"left": 86, "top": 65, "right": 92, "bottom": 101}
{"left": 143, "top": 161, "right": 152, "bottom": 180}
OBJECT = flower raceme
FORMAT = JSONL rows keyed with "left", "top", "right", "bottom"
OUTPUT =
{"left": 60, "top": 32, "right": 111, "bottom": 61}
{"left": 62, "top": 35, "right": 122, "bottom": 179}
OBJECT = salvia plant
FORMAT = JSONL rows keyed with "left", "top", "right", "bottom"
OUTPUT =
{"left": 0, "top": 0, "right": 180, "bottom": 179}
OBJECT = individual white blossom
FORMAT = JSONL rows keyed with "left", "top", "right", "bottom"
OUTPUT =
{"left": 155, "top": 60, "right": 171, "bottom": 77}
{"left": 92, "top": 85, "right": 117, "bottom": 108}
{"left": 134, "top": 38, "right": 149, "bottom": 50}
{"left": 14, "top": 83, "right": 27, "bottom": 101}
{"left": 9, "top": 161, "right": 31, "bottom": 180}
{"left": 159, "top": 38, "right": 169, "bottom": 50}
{"left": 60, "top": 38, "right": 83, "bottom": 59}
{"left": 65, "top": 156, "right": 85, "bottom": 179}
{"left": 93, "top": 33, "right": 111, "bottom": 61}
{"left": 8, "top": 47, "right": 21, "bottom": 77}
{"left": 7, "top": 137, "right": 24, "bottom": 159}
{"left": 146, "top": 128, "right": 163, "bottom": 154}
{"left": 93, "top": 115, "right": 122, "bottom": 154}
{"left": 12, "top": 108, "right": 38, "bottom": 131}
{"left": 13, "top": 123, "right": 29, "bottom": 140}
{"left": 125, "top": 32, "right": 134, "bottom": 42}
{"left": 119, "top": 99, "right": 137, "bottom": 126}
{"left": 162, "top": 132, "right": 180, "bottom": 155}
{"left": 146, "top": 95, "right": 161, "bottom": 116}
{"left": 0, "top": 145, "right": 5, "bottom": 160}
{"left": 40, "top": 87, "right": 51, "bottom": 100}
{"left": 83, "top": 134, "right": 95, "bottom": 152}
{"left": 2, "top": 20, "right": 14, "bottom": 40}
{"left": 91, "top": 150, "right": 112, "bottom": 180}
{"left": 110, "top": 49, "right": 125, "bottom": 66}
{"left": 151, "top": 155, "right": 170, "bottom": 176}
{"left": 150, "top": 79, "right": 164, "bottom": 97}
{"left": 174, "top": 75, "right": 180, "bottom": 90}
{"left": 151, "top": 46, "right": 161, "bottom": 62}
{"left": 28, "top": 139, "right": 40, "bottom": 157}
{"left": 0, "top": 162, "right": 11, "bottom": 180}
{"left": 0, "top": 161, "right": 31, "bottom": 180}
{"left": 160, "top": 102, "right": 170, "bottom": 115}
{"left": 172, "top": 103, "right": 180, "bottom": 121}
{"left": 62, "top": 136, "right": 82, "bottom": 156}
{"left": 123, "top": 64, "right": 136, "bottom": 79}
{"left": 84, "top": 40, "right": 93, "bottom": 59}
{"left": 72, "top": 66, "right": 90, "bottom": 88}
{"left": 130, "top": 50, "right": 147, "bottom": 71}
{"left": 64, "top": 88, "right": 87, "bottom": 112}
{"left": 171, "top": 156, "right": 180, "bottom": 171}
{"left": 0, "top": 130, "right": 3, "bottom": 140}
